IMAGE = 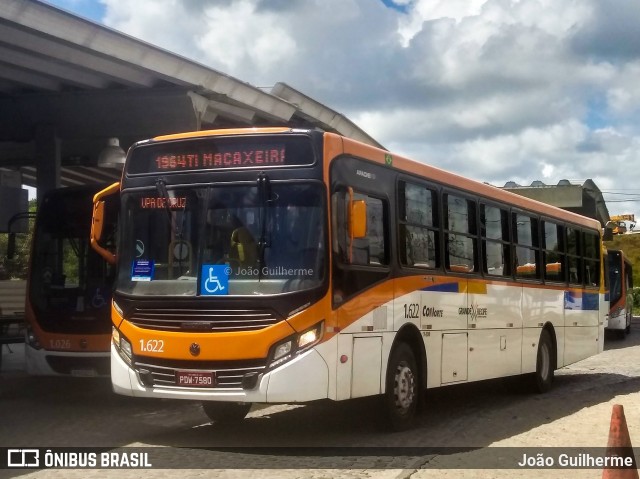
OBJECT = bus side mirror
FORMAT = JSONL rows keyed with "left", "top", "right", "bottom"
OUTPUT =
{"left": 92, "top": 200, "right": 105, "bottom": 243}
{"left": 603, "top": 228, "right": 614, "bottom": 242}
{"left": 349, "top": 200, "right": 367, "bottom": 239}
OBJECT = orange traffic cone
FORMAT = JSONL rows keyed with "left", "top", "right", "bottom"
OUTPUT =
{"left": 603, "top": 404, "right": 638, "bottom": 479}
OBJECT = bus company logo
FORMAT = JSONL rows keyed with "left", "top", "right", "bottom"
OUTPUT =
{"left": 189, "top": 343, "right": 201, "bottom": 357}
{"left": 423, "top": 306, "right": 444, "bottom": 318}
{"left": 458, "top": 303, "right": 488, "bottom": 321}
{"left": 7, "top": 449, "right": 40, "bottom": 468}
{"left": 356, "top": 169, "right": 376, "bottom": 180}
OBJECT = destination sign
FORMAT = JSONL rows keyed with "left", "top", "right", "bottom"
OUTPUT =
{"left": 139, "top": 197, "right": 187, "bottom": 209}
{"left": 127, "top": 136, "right": 315, "bottom": 174}
{"left": 154, "top": 145, "right": 285, "bottom": 171}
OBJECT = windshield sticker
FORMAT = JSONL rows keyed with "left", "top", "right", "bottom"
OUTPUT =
{"left": 135, "top": 240, "right": 145, "bottom": 258}
{"left": 132, "top": 260, "right": 154, "bottom": 282}
{"left": 201, "top": 264, "right": 229, "bottom": 295}
{"left": 91, "top": 288, "right": 107, "bottom": 308}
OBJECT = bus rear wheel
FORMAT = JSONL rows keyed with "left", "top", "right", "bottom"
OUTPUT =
{"left": 530, "top": 330, "right": 554, "bottom": 393}
{"left": 382, "top": 343, "right": 419, "bottom": 431}
{"left": 201, "top": 401, "right": 251, "bottom": 423}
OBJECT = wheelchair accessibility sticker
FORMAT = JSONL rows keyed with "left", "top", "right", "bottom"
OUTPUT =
{"left": 200, "top": 265, "right": 229, "bottom": 295}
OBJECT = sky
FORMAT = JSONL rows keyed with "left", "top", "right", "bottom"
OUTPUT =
{"left": 46, "top": 0, "right": 640, "bottom": 218}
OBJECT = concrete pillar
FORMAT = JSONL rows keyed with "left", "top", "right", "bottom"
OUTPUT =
{"left": 35, "top": 124, "right": 61, "bottom": 205}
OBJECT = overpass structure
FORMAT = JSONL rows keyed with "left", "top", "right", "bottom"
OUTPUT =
{"left": 502, "top": 179, "right": 611, "bottom": 228}
{"left": 0, "top": 0, "right": 381, "bottom": 228}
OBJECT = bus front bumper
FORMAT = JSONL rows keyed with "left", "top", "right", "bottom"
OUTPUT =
{"left": 26, "top": 345, "right": 109, "bottom": 377}
{"left": 605, "top": 313, "right": 626, "bottom": 331}
{"left": 111, "top": 343, "right": 330, "bottom": 403}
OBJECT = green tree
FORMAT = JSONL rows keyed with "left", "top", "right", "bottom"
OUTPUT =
{"left": 0, "top": 199, "right": 37, "bottom": 279}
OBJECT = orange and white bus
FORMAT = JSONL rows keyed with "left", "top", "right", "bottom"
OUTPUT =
{"left": 606, "top": 249, "right": 633, "bottom": 338}
{"left": 25, "top": 184, "right": 118, "bottom": 376}
{"left": 92, "top": 128, "right": 607, "bottom": 430}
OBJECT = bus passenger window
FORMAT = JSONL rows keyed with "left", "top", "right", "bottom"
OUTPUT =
{"left": 514, "top": 213, "right": 540, "bottom": 280}
{"left": 542, "top": 221, "right": 564, "bottom": 282}
{"left": 566, "top": 228, "right": 582, "bottom": 285}
{"left": 480, "top": 204, "right": 510, "bottom": 277}
{"left": 399, "top": 182, "right": 439, "bottom": 269}
{"left": 445, "top": 194, "right": 477, "bottom": 273}
{"left": 583, "top": 231, "right": 600, "bottom": 288}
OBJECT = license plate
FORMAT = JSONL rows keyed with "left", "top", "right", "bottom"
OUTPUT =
{"left": 175, "top": 371, "right": 215, "bottom": 387}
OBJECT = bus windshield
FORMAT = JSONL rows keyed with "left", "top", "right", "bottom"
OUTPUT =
{"left": 117, "top": 182, "right": 326, "bottom": 296}
{"left": 30, "top": 188, "right": 116, "bottom": 330}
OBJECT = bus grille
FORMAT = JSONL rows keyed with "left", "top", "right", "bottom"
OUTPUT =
{"left": 128, "top": 308, "right": 280, "bottom": 332}
{"left": 132, "top": 357, "right": 267, "bottom": 389}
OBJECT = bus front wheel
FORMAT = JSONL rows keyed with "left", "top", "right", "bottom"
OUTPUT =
{"left": 201, "top": 401, "right": 251, "bottom": 423}
{"left": 383, "top": 343, "right": 418, "bottom": 431}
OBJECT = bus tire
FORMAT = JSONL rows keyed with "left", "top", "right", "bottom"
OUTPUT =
{"left": 201, "top": 401, "right": 251, "bottom": 423}
{"left": 383, "top": 343, "right": 418, "bottom": 431}
{"left": 531, "top": 330, "right": 554, "bottom": 393}
{"left": 626, "top": 319, "right": 631, "bottom": 335}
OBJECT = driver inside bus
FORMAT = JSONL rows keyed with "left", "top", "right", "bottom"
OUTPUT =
{"left": 205, "top": 208, "right": 257, "bottom": 269}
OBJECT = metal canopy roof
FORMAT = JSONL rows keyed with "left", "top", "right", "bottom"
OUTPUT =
{"left": 0, "top": 0, "right": 382, "bottom": 189}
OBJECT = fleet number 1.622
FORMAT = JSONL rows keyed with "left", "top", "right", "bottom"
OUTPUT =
{"left": 139, "top": 339, "right": 164, "bottom": 353}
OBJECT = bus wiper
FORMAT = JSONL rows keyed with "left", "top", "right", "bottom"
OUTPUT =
{"left": 155, "top": 178, "right": 173, "bottom": 223}
{"left": 256, "top": 172, "right": 273, "bottom": 279}
{"left": 156, "top": 178, "right": 189, "bottom": 274}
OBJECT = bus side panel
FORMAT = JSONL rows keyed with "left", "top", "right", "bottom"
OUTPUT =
{"left": 350, "top": 335, "right": 383, "bottom": 398}
{"left": 335, "top": 330, "right": 390, "bottom": 401}
{"left": 598, "top": 293, "right": 608, "bottom": 353}
{"left": 565, "top": 291, "right": 599, "bottom": 327}
{"left": 564, "top": 289, "right": 600, "bottom": 364}
{"left": 468, "top": 329, "right": 522, "bottom": 381}
{"left": 424, "top": 331, "right": 443, "bottom": 388}
{"left": 467, "top": 282, "right": 522, "bottom": 381}
{"left": 412, "top": 278, "right": 467, "bottom": 387}
{"left": 335, "top": 286, "right": 394, "bottom": 401}
{"left": 522, "top": 286, "right": 564, "bottom": 330}
{"left": 336, "top": 333, "right": 353, "bottom": 401}
{"left": 564, "top": 326, "right": 599, "bottom": 366}
{"left": 521, "top": 286, "right": 564, "bottom": 371}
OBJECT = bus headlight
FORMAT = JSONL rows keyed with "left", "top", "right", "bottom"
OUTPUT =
{"left": 268, "top": 321, "right": 324, "bottom": 370}
{"left": 113, "top": 300, "right": 124, "bottom": 318}
{"left": 25, "top": 325, "right": 41, "bottom": 350}
{"left": 298, "top": 323, "right": 323, "bottom": 349}
{"left": 112, "top": 327, "right": 132, "bottom": 365}
{"left": 274, "top": 341, "right": 293, "bottom": 361}
{"left": 120, "top": 337, "right": 132, "bottom": 359}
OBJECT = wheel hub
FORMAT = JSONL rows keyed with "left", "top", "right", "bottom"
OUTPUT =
{"left": 394, "top": 363, "right": 415, "bottom": 411}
